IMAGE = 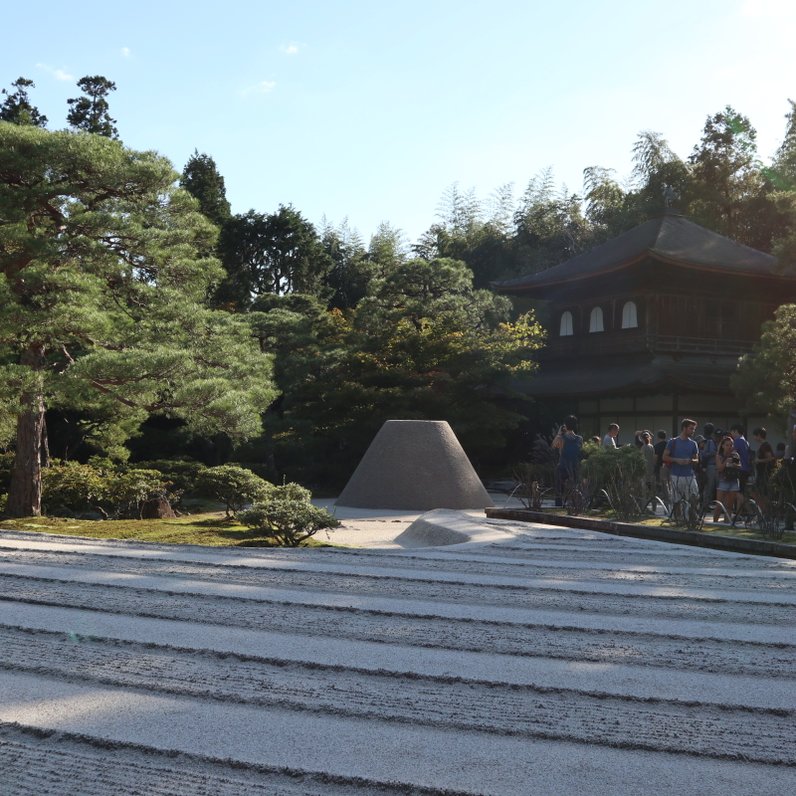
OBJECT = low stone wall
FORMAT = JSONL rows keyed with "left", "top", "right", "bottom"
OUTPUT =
{"left": 484, "top": 507, "right": 796, "bottom": 560}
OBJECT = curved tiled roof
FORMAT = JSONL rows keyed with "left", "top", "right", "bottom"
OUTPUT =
{"left": 495, "top": 212, "right": 780, "bottom": 293}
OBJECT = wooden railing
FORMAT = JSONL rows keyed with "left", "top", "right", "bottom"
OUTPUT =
{"left": 538, "top": 332, "right": 756, "bottom": 360}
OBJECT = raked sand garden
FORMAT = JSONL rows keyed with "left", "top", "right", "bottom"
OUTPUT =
{"left": 0, "top": 508, "right": 795, "bottom": 795}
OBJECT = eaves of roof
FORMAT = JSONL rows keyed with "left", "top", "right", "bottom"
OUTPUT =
{"left": 495, "top": 212, "right": 783, "bottom": 294}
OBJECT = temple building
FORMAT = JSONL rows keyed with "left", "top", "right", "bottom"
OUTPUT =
{"left": 496, "top": 210, "right": 796, "bottom": 438}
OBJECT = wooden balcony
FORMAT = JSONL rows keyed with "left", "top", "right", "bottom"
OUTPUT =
{"left": 538, "top": 331, "right": 756, "bottom": 361}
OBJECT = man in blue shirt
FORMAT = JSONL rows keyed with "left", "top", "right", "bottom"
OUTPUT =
{"left": 663, "top": 418, "right": 700, "bottom": 506}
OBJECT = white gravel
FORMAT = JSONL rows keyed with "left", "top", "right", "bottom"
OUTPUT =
{"left": 0, "top": 511, "right": 794, "bottom": 795}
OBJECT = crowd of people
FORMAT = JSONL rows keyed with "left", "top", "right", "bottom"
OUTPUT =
{"left": 551, "top": 415, "right": 796, "bottom": 522}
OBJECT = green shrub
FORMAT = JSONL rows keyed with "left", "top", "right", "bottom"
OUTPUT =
{"left": 132, "top": 459, "right": 207, "bottom": 496}
{"left": 105, "top": 468, "right": 170, "bottom": 519}
{"left": 0, "top": 452, "right": 14, "bottom": 494}
{"left": 581, "top": 445, "right": 646, "bottom": 521}
{"left": 42, "top": 460, "right": 108, "bottom": 516}
{"left": 41, "top": 461, "right": 171, "bottom": 519}
{"left": 239, "top": 482, "right": 340, "bottom": 546}
{"left": 195, "top": 464, "right": 271, "bottom": 517}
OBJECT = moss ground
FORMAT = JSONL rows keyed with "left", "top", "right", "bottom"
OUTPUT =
{"left": 0, "top": 511, "right": 332, "bottom": 547}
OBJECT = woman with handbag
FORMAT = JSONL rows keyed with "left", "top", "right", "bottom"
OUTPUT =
{"left": 713, "top": 436, "right": 741, "bottom": 522}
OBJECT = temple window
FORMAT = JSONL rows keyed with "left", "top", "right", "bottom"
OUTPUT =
{"left": 589, "top": 306, "right": 604, "bottom": 333}
{"left": 559, "top": 310, "right": 574, "bottom": 336}
{"left": 621, "top": 300, "right": 638, "bottom": 329}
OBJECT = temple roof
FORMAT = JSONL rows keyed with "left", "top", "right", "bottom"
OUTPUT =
{"left": 495, "top": 212, "right": 781, "bottom": 294}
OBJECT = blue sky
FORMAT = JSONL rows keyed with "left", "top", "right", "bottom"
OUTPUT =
{"left": 3, "top": 1, "right": 795, "bottom": 244}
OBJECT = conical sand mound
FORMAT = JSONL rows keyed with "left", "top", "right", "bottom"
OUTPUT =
{"left": 336, "top": 420, "right": 492, "bottom": 510}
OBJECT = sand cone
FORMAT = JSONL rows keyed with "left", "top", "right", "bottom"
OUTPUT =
{"left": 336, "top": 420, "right": 492, "bottom": 510}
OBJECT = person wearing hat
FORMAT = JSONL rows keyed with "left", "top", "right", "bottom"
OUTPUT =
{"left": 701, "top": 422, "right": 718, "bottom": 510}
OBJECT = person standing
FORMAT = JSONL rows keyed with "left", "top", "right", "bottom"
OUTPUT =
{"left": 700, "top": 422, "right": 718, "bottom": 509}
{"left": 641, "top": 431, "right": 656, "bottom": 504}
{"left": 714, "top": 436, "right": 742, "bottom": 521}
{"left": 663, "top": 419, "right": 700, "bottom": 508}
{"left": 752, "top": 427, "right": 775, "bottom": 507}
{"left": 653, "top": 429, "right": 670, "bottom": 504}
{"left": 603, "top": 423, "right": 619, "bottom": 449}
{"left": 552, "top": 415, "right": 583, "bottom": 507}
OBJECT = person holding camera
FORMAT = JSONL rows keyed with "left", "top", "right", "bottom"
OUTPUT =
{"left": 552, "top": 415, "right": 583, "bottom": 507}
{"left": 713, "top": 435, "right": 741, "bottom": 522}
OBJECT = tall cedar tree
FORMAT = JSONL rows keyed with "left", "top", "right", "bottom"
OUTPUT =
{"left": 67, "top": 76, "right": 119, "bottom": 138}
{"left": 180, "top": 151, "right": 231, "bottom": 228}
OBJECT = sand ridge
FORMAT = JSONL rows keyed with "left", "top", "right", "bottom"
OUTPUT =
{"left": 1, "top": 516, "right": 794, "bottom": 794}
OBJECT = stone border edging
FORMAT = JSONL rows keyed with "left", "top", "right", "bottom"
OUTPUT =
{"left": 484, "top": 507, "right": 796, "bottom": 560}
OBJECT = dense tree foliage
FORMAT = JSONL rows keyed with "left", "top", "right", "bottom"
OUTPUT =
{"left": 67, "top": 75, "right": 119, "bottom": 138}
{"left": 180, "top": 151, "right": 232, "bottom": 228}
{"left": 0, "top": 123, "right": 276, "bottom": 515}
{"left": 215, "top": 205, "right": 333, "bottom": 309}
{"left": 250, "top": 258, "right": 544, "bottom": 486}
{"left": 732, "top": 304, "right": 796, "bottom": 417}
{"left": 4, "top": 77, "right": 796, "bottom": 504}
{"left": 0, "top": 77, "right": 47, "bottom": 127}
{"left": 769, "top": 101, "right": 796, "bottom": 271}
{"left": 412, "top": 103, "right": 796, "bottom": 285}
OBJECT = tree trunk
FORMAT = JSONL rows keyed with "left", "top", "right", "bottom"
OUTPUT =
{"left": 40, "top": 415, "right": 50, "bottom": 468}
{"left": 6, "top": 345, "right": 46, "bottom": 518}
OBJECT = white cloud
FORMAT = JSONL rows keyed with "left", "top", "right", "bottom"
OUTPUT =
{"left": 739, "top": 0, "right": 796, "bottom": 18}
{"left": 281, "top": 42, "right": 301, "bottom": 55}
{"left": 239, "top": 80, "right": 277, "bottom": 97}
{"left": 121, "top": 46, "right": 131, "bottom": 58}
{"left": 36, "top": 63, "right": 75, "bottom": 81}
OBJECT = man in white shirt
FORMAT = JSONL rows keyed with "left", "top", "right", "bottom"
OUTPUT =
{"left": 603, "top": 423, "right": 619, "bottom": 449}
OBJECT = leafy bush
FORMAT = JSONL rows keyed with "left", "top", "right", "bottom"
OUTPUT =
{"left": 581, "top": 445, "right": 646, "bottom": 521}
{"left": 132, "top": 459, "right": 207, "bottom": 496}
{"left": 42, "top": 460, "right": 108, "bottom": 516}
{"left": 41, "top": 460, "right": 171, "bottom": 519}
{"left": 0, "top": 451, "right": 14, "bottom": 494}
{"left": 763, "top": 462, "right": 796, "bottom": 537}
{"left": 512, "top": 433, "right": 557, "bottom": 507}
{"left": 769, "top": 461, "right": 796, "bottom": 505}
{"left": 105, "top": 468, "right": 170, "bottom": 519}
{"left": 239, "top": 482, "right": 340, "bottom": 546}
{"left": 195, "top": 464, "right": 271, "bottom": 517}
